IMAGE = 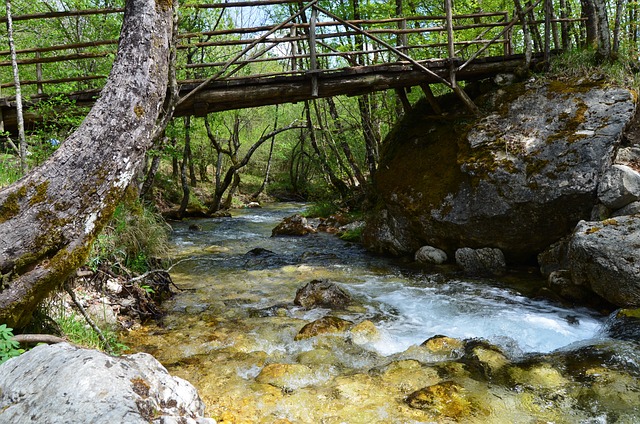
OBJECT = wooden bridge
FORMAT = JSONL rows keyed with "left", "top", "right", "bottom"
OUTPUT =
{"left": 0, "top": 0, "right": 582, "bottom": 134}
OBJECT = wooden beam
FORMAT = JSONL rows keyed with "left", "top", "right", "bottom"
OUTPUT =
{"left": 395, "top": 87, "right": 412, "bottom": 113}
{"left": 419, "top": 83, "right": 442, "bottom": 114}
{"left": 0, "top": 52, "right": 111, "bottom": 67}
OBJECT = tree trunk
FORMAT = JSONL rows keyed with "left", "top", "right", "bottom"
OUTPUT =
{"left": 178, "top": 156, "right": 190, "bottom": 217}
{"left": 5, "top": 0, "right": 27, "bottom": 174}
{"left": 357, "top": 95, "right": 379, "bottom": 178}
{"left": 251, "top": 105, "right": 279, "bottom": 200}
{"left": 592, "top": 0, "right": 611, "bottom": 60}
{"left": 304, "top": 101, "right": 350, "bottom": 199}
{"left": 326, "top": 97, "right": 366, "bottom": 187}
{"left": 612, "top": 0, "right": 627, "bottom": 53}
{"left": 0, "top": 0, "right": 174, "bottom": 328}
{"left": 140, "top": 151, "right": 162, "bottom": 200}
{"left": 581, "top": 0, "right": 598, "bottom": 48}
{"left": 184, "top": 116, "right": 197, "bottom": 187}
{"left": 171, "top": 137, "right": 179, "bottom": 179}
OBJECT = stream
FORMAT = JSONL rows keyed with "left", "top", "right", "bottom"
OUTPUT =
{"left": 123, "top": 203, "right": 640, "bottom": 423}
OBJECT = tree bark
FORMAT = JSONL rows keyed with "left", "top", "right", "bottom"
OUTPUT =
{"left": 184, "top": 116, "right": 197, "bottom": 187}
{"left": 612, "top": 0, "right": 627, "bottom": 53}
{"left": 581, "top": 0, "right": 598, "bottom": 48}
{"left": 5, "top": 0, "right": 27, "bottom": 174}
{"left": 592, "top": 0, "right": 611, "bottom": 60}
{"left": 0, "top": 0, "right": 174, "bottom": 328}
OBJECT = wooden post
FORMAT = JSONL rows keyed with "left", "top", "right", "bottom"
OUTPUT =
{"left": 35, "top": 51, "right": 43, "bottom": 95}
{"left": 308, "top": 6, "right": 318, "bottom": 97}
{"left": 394, "top": 87, "right": 412, "bottom": 113}
{"left": 503, "top": 12, "right": 512, "bottom": 56}
{"left": 445, "top": 0, "right": 478, "bottom": 114}
{"left": 290, "top": 25, "right": 297, "bottom": 71}
{"left": 420, "top": 83, "right": 442, "bottom": 115}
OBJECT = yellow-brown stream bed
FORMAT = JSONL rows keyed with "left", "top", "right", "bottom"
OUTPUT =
{"left": 123, "top": 203, "right": 640, "bottom": 423}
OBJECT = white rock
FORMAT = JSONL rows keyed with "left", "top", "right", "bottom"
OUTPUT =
{"left": 0, "top": 343, "right": 216, "bottom": 424}
{"left": 414, "top": 245, "right": 448, "bottom": 265}
{"left": 597, "top": 164, "right": 640, "bottom": 210}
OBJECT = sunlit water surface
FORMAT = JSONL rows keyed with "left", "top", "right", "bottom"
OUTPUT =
{"left": 123, "top": 203, "right": 639, "bottom": 423}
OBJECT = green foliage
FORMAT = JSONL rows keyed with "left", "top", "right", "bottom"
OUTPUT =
{"left": 339, "top": 226, "right": 363, "bottom": 242}
{"left": 303, "top": 200, "right": 340, "bottom": 218}
{"left": 0, "top": 153, "right": 22, "bottom": 188}
{"left": 87, "top": 200, "right": 169, "bottom": 275}
{"left": 0, "top": 324, "right": 24, "bottom": 365}
{"left": 549, "top": 49, "right": 640, "bottom": 89}
{"left": 55, "top": 312, "right": 127, "bottom": 355}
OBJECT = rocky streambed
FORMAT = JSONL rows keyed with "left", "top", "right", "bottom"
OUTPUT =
{"left": 121, "top": 204, "right": 640, "bottom": 423}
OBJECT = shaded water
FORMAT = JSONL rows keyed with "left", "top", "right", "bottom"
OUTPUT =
{"left": 124, "top": 203, "right": 640, "bottom": 423}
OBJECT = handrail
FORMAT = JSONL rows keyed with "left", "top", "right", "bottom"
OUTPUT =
{"left": 0, "top": 0, "right": 585, "bottom": 102}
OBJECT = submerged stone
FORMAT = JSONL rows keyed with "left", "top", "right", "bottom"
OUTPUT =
{"left": 255, "top": 363, "right": 316, "bottom": 391}
{"left": 421, "top": 335, "right": 465, "bottom": 356}
{"left": 349, "top": 320, "right": 381, "bottom": 345}
{"left": 405, "top": 381, "right": 473, "bottom": 419}
{"left": 271, "top": 214, "right": 316, "bottom": 236}
{"left": 294, "top": 316, "right": 353, "bottom": 340}
{"left": 508, "top": 363, "right": 569, "bottom": 390}
{"left": 294, "top": 279, "right": 352, "bottom": 309}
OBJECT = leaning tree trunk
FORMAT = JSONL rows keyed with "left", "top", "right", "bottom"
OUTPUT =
{"left": 0, "top": 0, "right": 174, "bottom": 328}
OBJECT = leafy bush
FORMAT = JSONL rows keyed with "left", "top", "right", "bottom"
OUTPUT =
{"left": 339, "top": 226, "right": 363, "bottom": 242}
{"left": 0, "top": 324, "right": 24, "bottom": 365}
{"left": 88, "top": 199, "right": 170, "bottom": 275}
{"left": 0, "top": 153, "right": 21, "bottom": 188}
{"left": 303, "top": 200, "right": 340, "bottom": 218}
{"left": 55, "top": 312, "right": 127, "bottom": 355}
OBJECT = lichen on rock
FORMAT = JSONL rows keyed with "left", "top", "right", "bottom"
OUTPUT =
{"left": 364, "top": 79, "right": 636, "bottom": 264}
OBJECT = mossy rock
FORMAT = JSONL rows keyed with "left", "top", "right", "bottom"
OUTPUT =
{"left": 405, "top": 381, "right": 473, "bottom": 419}
{"left": 294, "top": 316, "right": 353, "bottom": 341}
{"left": 364, "top": 80, "right": 636, "bottom": 263}
{"left": 508, "top": 363, "right": 569, "bottom": 390}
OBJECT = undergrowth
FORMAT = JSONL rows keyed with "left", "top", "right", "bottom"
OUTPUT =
{"left": 549, "top": 49, "right": 640, "bottom": 90}
{"left": 0, "top": 324, "right": 24, "bottom": 365}
{"left": 88, "top": 199, "right": 170, "bottom": 275}
{"left": 54, "top": 311, "right": 127, "bottom": 354}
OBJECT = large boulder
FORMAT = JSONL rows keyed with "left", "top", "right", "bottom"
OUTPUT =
{"left": 0, "top": 343, "right": 214, "bottom": 424}
{"left": 539, "top": 215, "right": 640, "bottom": 308}
{"left": 454, "top": 247, "right": 506, "bottom": 276}
{"left": 597, "top": 164, "right": 640, "bottom": 210}
{"left": 364, "top": 80, "right": 636, "bottom": 262}
{"left": 568, "top": 217, "right": 640, "bottom": 307}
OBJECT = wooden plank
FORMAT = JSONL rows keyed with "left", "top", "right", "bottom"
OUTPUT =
{"left": 0, "top": 52, "right": 111, "bottom": 67}
{"left": 1, "top": 75, "right": 106, "bottom": 89}
{"left": 0, "top": 39, "right": 117, "bottom": 56}
{"left": 0, "top": 8, "right": 123, "bottom": 23}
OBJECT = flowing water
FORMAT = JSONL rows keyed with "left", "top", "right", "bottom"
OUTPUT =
{"left": 123, "top": 203, "right": 640, "bottom": 423}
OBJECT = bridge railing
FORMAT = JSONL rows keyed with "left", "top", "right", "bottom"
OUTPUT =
{"left": 0, "top": 0, "right": 585, "bottom": 101}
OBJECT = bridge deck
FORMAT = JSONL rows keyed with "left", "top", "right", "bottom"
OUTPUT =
{"left": 0, "top": 0, "right": 579, "bottom": 134}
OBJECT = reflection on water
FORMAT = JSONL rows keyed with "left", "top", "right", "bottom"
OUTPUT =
{"left": 123, "top": 203, "right": 640, "bottom": 423}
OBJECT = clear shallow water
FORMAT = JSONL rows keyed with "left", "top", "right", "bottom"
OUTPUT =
{"left": 123, "top": 203, "right": 640, "bottom": 423}
{"left": 167, "top": 202, "right": 604, "bottom": 357}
